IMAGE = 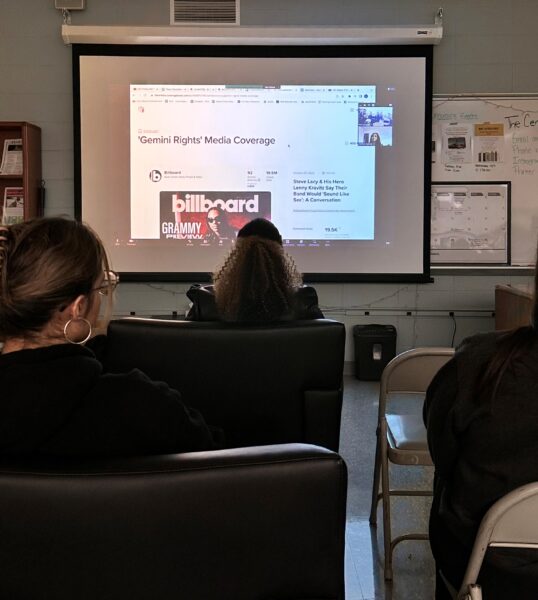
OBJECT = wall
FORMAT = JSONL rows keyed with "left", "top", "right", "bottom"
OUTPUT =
{"left": 1, "top": 0, "right": 534, "bottom": 362}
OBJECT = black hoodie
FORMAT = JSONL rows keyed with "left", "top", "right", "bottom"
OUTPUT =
{"left": 0, "top": 342, "right": 219, "bottom": 457}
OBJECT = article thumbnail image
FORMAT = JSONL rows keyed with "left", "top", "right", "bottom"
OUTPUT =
{"left": 358, "top": 106, "right": 393, "bottom": 147}
{"left": 159, "top": 191, "right": 271, "bottom": 241}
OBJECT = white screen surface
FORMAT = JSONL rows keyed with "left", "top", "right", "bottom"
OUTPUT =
{"left": 76, "top": 47, "right": 432, "bottom": 281}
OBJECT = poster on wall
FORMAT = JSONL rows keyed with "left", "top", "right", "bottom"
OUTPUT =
{"left": 431, "top": 181, "right": 510, "bottom": 264}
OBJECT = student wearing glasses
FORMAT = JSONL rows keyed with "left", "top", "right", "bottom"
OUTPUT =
{"left": 0, "top": 217, "right": 220, "bottom": 457}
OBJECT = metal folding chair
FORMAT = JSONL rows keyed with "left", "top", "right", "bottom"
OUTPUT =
{"left": 369, "top": 347, "right": 455, "bottom": 579}
{"left": 456, "top": 481, "right": 538, "bottom": 599}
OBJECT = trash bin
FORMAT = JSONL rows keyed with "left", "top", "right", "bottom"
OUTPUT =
{"left": 353, "top": 324, "right": 397, "bottom": 381}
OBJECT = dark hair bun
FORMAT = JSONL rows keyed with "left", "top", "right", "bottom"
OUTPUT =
{"left": 237, "top": 218, "right": 282, "bottom": 245}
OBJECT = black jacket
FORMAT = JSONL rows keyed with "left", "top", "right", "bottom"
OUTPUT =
{"left": 424, "top": 331, "right": 538, "bottom": 598}
{"left": 185, "top": 284, "right": 324, "bottom": 321}
{"left": 0, "top": 342, "right": 220, "bottom": 458}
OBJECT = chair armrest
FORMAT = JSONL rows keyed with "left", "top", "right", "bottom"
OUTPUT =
{"left": 304, "top": 390, "right": 343, "bottom": 452}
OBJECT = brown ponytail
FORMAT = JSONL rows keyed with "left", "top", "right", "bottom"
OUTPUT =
{"left": 0, "top": 217, "right": 108, "bottom": 342}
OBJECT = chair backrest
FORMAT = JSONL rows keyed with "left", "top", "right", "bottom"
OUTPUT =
{"left": 459, "top": 482, "right": 538, "bottom": 596}
{"left": 379, "top": 347, "right": 455, "bottom": 415}
{"left": 103, "top": 317, "right": 345, "bottom": 450}
{"left": 0, "top": 444, "right": 347, "bottom": 600}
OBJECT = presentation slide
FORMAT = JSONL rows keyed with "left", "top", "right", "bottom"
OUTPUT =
{"left": 130, "top": 84, "right": 375, "bottom": 243}
{"left": 76, "top": 47, "right": 431, "bottom": 280}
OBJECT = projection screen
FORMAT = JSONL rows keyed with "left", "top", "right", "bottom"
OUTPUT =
{"left": 74, "top": 44, "right": 433, "bottom": 282}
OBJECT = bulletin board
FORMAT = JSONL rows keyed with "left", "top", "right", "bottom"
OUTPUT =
{"left": 432, "top": 95, "right": 538, "bottom": 266}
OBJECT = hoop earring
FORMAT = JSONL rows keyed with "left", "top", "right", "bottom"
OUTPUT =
{"left": 63, "top": 318, "right": 92, "bottom": 345}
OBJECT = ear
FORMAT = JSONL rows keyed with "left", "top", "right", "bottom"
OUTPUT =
{"left": 60, "top": 294, "right": 89, "bottom": 320}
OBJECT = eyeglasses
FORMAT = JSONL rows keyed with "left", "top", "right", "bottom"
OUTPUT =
{"left": 93, "top": 270, "right": 120, "bottom": 296}
{"left": 207, "top": 217, "right": 222, "bottom": 224}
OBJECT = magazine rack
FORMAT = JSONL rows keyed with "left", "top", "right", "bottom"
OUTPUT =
{"left": 0, "top": 122, "right": 42, "bottom": 225}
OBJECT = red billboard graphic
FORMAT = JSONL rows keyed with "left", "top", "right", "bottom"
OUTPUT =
{"left": 160, "top": 191, "right": 271, "bottom": 242}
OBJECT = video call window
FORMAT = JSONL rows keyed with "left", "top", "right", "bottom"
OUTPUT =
{"left": 358, "top": 106, "right": 394, "bottom": 147}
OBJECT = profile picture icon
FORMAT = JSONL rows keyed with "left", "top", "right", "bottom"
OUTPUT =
{"left": 149, "top": 170, "right": 162, "bottom": 182}
{"left": 369, "top": 132, "right": 381, "bottom": 146}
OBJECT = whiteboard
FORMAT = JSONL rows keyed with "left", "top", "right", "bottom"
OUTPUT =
{"left": 432, "top": 95, "right": 538, "bottom": 266}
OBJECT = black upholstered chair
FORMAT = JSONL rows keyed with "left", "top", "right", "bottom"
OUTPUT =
{"left": 101, "top": 318, "right": 345, "bottom": 451}
{"left": 0, "top": 444, "right": 347, "bottom": 600}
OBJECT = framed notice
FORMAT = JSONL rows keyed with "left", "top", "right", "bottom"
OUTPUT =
{"left": 431, "top": 181, "right": 510, "bottom": 265}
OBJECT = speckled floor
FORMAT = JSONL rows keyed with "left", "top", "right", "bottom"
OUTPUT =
{"left": 340, "top": 376, "right": 435, "bottom": 600}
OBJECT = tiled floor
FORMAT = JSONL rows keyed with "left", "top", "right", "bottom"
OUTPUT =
{"left": 340, "top": 376, "right": 435, "bottom": 600}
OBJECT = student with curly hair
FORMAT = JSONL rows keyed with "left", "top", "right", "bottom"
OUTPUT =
{"left": 186, "top": 218, "right": 323, "bottom": 322}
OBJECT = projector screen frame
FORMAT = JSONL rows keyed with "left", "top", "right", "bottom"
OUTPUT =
{"left": 73, "top": 43, "right": 433, "bottom": 283}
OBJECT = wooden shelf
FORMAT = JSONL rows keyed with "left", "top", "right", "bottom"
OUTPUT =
{"left": 0, "top": 121, "right": 42, "bottom": 224}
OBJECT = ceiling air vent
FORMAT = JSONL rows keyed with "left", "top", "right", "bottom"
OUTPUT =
{"left": 171, "top": 0, "right": 239, "bottom": 25}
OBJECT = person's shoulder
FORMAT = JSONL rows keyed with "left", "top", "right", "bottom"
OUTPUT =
{"left": 95, "top": 368, "right": 178, "bottom": 409}
{"left": 451, "top": 331, "right": 503, "bottom": 382}
{"left": 185, "top": 284, "right": 219, "bottom": 321}
{"left": 295, "top": 285, "right": 319, "bottom": 298}
{"left": 456, "top": 330, "right": 502, "bottom": 358}
{"left": 186, "top": 283, "right": 215, "bottom": 300}
{"left": 85, "top": 334, "right": 108, "bottom": 362}
{"left": 292, "top": 285, "right": 324, "bottom": 319}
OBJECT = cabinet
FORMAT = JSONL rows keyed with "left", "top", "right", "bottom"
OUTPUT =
{"left": 0, "top": 122, "right": 42, "bottom": 224}
{"left": 495, "top": 284, "right": 533, "bottom": 330}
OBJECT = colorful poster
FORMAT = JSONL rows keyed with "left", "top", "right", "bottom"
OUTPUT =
{"left": 160, "top": 191, "right": 271, "bottom": 242}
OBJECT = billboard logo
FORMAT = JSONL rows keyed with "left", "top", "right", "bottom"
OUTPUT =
{"left": 171, "top": 192, "right": 260, "bottom": 213}
{"left": 149, "top": 170, "right": 162, "bottom": 182}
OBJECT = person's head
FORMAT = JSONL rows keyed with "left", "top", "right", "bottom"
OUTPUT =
{"left": 0, "top": 217, "right": 117, "bottom": 350}
{"left": 207, "top": 208, "right": 226, "bottom": 237}
{"left": 237, "top": 217, "right": 283, "bottom": 244}
{"left": 370, "top": 132, "right": 380, "bottom": 143}
{"left": 213, "top": 218, "right": 301, "bottom": 322}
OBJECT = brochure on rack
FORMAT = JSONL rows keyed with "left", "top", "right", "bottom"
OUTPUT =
{"left": 2, "top": 187, "right": 24, "bottom": 225}
{"left": 0, "top": 139, "right": 23, "bottom": 175}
